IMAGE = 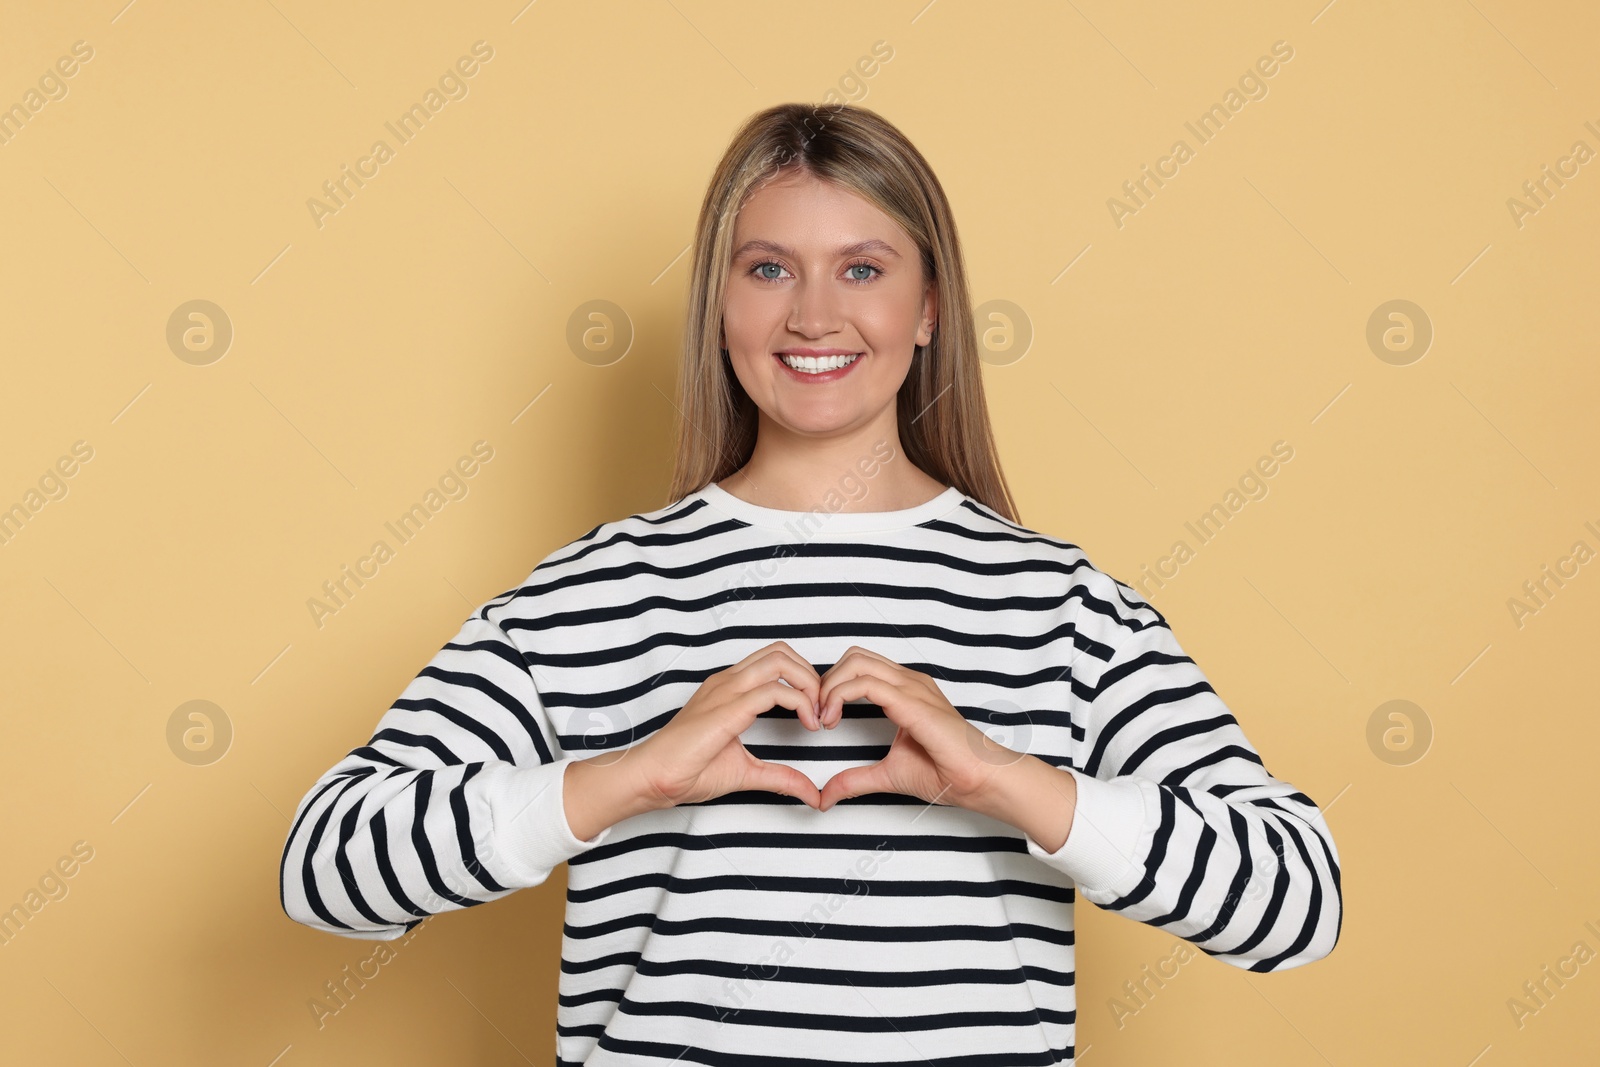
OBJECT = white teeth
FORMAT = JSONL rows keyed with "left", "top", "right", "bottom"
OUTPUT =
{"left": 779, "top": 352, "right": 861, "bottom": 373}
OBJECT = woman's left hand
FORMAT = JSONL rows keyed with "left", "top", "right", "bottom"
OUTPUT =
{"left": 814, "top": 645, "right": 1023, "bottom": 813}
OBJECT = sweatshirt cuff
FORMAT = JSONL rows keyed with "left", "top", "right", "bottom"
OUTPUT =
{"left": 483, "top": 758, "right": 614, "bottom": 887}
{"left": 1024, "top": 766, "right": 1155, "bottom": 897}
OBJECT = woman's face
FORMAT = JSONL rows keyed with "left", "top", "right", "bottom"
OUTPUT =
{"left": 721, "top": 170, "right": 936, "bottom": 441}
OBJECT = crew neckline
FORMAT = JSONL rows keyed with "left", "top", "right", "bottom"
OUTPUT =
{"left": 696, "top": 481, "right": 965, "bottom": 533}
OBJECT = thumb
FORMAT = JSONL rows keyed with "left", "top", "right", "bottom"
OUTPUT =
{"left": 820, "top": 761, "right": 891, "bottom": 812}
{"left": 747, "top": 758, "right": 821, "bottom": 808}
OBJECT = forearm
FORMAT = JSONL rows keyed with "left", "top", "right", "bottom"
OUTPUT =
{"left": 981, "top": 750, "right": 1343, "bottom": 970}
{"left": 285, "top": 758, "right": 556, "bottom": 937}
{"left": 563, "top": 754, "right": 666, "bottom": 842}
{"left": 282, "top": 752, "right": 657, "bottom": 939}
{"left": 971, "top": 753, "right": 1079, "bottom": 853}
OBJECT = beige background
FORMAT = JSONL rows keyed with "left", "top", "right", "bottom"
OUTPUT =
{"left": 2, "top": 0, "right": 1596, "bottom": 1063}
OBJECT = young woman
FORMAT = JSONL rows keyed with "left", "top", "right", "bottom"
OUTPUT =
{"left": 281, "top": 103, "right": 1342, "bottom": 1065}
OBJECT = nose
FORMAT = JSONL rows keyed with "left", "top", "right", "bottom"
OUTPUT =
{"left": 786, "top": 276, "right": 842, "bottom": 339}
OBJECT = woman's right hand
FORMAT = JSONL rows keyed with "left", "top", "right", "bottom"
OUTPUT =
{"left": 634, "top": 642, "right": 825, "bottom": 810}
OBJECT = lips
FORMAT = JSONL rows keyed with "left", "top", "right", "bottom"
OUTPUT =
{"left": 776, "top": 351, "right": 861, "bottom": 373}
{"left": 771, "top": 351, "right": 865, "bottom": 381}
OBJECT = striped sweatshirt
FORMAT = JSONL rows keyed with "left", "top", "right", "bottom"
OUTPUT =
{"left": 280, "top": 480, "right": 1342, "bottom": 1065}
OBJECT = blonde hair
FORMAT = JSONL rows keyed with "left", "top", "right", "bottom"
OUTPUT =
{"left": 667, "top": 102, "right": 1021, "bottom": 523}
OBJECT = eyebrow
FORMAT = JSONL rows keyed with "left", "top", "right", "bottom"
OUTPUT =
{"left": 732, "top": 238, "right": 903, "bottom": 260}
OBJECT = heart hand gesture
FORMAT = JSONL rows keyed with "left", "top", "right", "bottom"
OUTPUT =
{"left": 632, "top": 642, "right": 1023, "bottom": 817}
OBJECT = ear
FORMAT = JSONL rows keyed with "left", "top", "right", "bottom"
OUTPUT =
{"left": 916, "top": 283, "right": 939, "bottom": 347}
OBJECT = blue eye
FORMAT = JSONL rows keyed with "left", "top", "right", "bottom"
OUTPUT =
{"left": 746, "top": 259, "right": 884, "bottom": 285}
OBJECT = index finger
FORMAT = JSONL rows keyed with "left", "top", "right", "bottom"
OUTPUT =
{"left": 727, "top": 643, "right": 823, "bottom": 728}
{"left": 730, "top": 641, "right": 822, "bottom": 690}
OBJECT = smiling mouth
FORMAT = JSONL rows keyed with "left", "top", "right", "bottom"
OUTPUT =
{"left": 775, "top": 352, "right": 863, "bottom": 374}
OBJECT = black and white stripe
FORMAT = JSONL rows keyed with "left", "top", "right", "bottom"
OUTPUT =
{"left": 281, "top": 486, "right": 1341, "bottom": 1064}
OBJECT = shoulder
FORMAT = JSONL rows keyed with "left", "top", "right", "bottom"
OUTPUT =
{"left": 472, "top": 490, "right": 726, "bottom": 624}
{"left": 946, "top": 495, "right": 1168, "bottom": 653}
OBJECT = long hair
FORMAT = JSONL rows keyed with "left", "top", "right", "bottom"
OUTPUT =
{"left": 667, "top": 102, "right": 1021, "bottom": 523}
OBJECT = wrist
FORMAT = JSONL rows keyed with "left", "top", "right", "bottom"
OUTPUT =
{"left": 608, "top": 743, "right": 675, "bottom": 813}
{"left": 564, "top": 751, "right": 668, "bottom": 842}
{"left": 978, "top": 754, "right": 1077, "bottom": 850}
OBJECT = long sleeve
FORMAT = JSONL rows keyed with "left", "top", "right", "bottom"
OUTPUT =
{"left": 1022, "top": 577, "right": 1343, "bottom": 972}
{"left": 278, "top": 606, "right": 615, "bottom": 940}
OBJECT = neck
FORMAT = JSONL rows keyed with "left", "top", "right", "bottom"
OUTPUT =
{"left": 718, "top": 425, "right": 944, "bottom": 513}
